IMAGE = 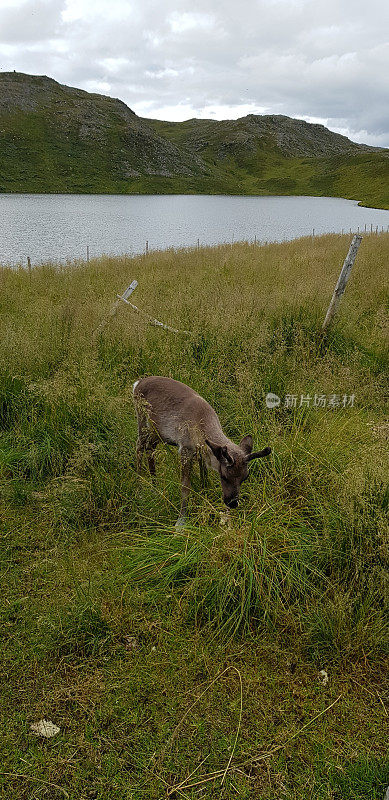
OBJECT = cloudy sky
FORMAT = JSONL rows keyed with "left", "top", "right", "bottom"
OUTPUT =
{"left": 0, "top": 0, "right": 388, "bottom": 146}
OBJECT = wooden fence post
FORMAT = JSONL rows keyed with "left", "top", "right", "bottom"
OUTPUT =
{"left": 93, "top": 280, "right": 138, "bottom": 338}
{"left": 322, "top": 235, "right": 362, "bottom": 333}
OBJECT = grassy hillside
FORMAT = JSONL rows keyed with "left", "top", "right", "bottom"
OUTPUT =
{"left": 151, "top": 116, "right": 389, "bottom": 209}
{"left": 0, "top": 234, "right": 388, "bottom": 798}
{"left": 0, "top": 72, "right": 210, "bottom": 195}
{"left": 1, "top": 72, "right": 389, "bottom": 208}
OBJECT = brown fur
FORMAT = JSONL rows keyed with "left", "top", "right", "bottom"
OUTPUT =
{"left": 133, "top": 376, "right": 271, "bottom": 522}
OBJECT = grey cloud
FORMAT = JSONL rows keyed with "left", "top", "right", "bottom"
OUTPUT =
{"left": 0, "top": 0, "right": 64, "bottom": 43}
{"left": 0, "top": 0, "right": 388, "bottom": 145}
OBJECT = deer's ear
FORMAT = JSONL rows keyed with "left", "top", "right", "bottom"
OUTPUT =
{"left": 246, "top": 446, "right": 272, "bottom": 462}
{"left": 221, "top": 446, "right": 235, "bottom": 466}
{"left": 239, "top": 435, "right": 253, "bottom": 455}
{"left": 206, "top": 440, "right": 234, "bottom": 466}
{"left": 205, "top": 439, "right": 223, "bottom": 461}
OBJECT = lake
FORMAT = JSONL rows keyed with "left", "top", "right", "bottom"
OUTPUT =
{"left": 1, "top": 193, "right": 389, "bottom": 266}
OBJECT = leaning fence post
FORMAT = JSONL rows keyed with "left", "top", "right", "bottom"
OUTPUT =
{"left": 322, "top": 235, "right": 362, "bottom": 333}
{"left": 93, "top": 280, "right": 138, "bottom": 338}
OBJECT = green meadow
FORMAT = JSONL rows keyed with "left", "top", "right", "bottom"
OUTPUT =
{"left": 0, "top": 234, "right": 388, "bottom": 798}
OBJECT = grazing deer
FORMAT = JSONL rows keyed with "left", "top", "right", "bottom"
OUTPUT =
{"left": 133, "top": 376, "right": 271, "bottom": 524}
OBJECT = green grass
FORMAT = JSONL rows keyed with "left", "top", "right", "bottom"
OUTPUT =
{"left": 0, "top": 234, "right": 388, "bottom": 798}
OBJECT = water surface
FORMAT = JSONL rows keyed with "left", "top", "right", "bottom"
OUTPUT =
{"left": 1, "top": 193, "right": 388, "bottom": 266}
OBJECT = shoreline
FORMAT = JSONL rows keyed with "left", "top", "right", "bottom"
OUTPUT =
{"left": 1, "top": 188, "right": 388, "bottom": 211}
{"left": 2, "top": 229, "right": 388, "bottom": 271}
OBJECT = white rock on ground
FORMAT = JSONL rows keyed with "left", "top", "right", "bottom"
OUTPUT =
{"left": 30, "top": 719, "right": 60, "bottom": 738}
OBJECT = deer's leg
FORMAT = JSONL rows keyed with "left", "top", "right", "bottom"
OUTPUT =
{"left": 137, "top": 430, "right": 158, "bottom": 479}
{"left": 199, "top": 453, "right": 208, "bottom": 487}
{"left": 176, "top": 448, "right": 194, "bottom": 527}
{"left": 136, "top": 435, "right": 145, "bottom": 473}
{"left": 146, "top": 445, "right": 157, "bottom": 478}
{"left": 135, "top": 404, "right": 158, "bottom": 475}
{"left": 136, "top": 412, "right": 156, "bottom": 474}
{"left": 135, "top": 410, "right": 146, "bottom": 473}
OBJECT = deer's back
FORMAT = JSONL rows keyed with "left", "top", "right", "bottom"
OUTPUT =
{"left": 133, "top": 376, "right": 224, "bottom": 448}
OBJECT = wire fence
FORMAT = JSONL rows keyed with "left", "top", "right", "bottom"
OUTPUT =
{"left": 2, "top": 223, "right": 389, "bottom": 270}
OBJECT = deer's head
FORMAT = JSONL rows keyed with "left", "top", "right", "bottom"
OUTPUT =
{"left": 206, "top": 436, "right": 271, "bottom": 508}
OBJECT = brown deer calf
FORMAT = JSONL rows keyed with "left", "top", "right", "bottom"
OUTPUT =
{"left": 133, "top": 376, "right": 271, "bottom": 524}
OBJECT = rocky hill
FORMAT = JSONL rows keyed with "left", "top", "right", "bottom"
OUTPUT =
{"left": 0, "top": 71, "right": 388, "bottom": 207}
{"left": 150, "top": 113, "right": 374, "bottom": 160}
